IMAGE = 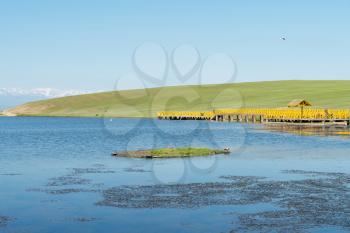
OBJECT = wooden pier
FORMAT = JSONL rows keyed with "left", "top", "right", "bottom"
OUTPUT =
{"left": 157, "top": 108, "right": 350, "bottom": 126}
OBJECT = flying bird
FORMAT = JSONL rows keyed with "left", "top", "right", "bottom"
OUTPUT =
{"left": 281, "top": 37, "right": 286, "bottom": 41}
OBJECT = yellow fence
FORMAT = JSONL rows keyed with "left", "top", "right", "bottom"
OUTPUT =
{"left": 158, "top": 108, "right": 350, "bottom": 120}
{"left": 157, "top": 111, "right": 215, "bottom": 119}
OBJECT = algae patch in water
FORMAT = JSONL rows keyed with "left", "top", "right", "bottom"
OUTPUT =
{"left": 123, "top": 167, "right": 151, "bottom": 173}
{"left": 27, "top": 167, "right": 350, "bottom": 232}
{"left": 0, "top": 216, "right": 11, "bottom": 227}
{"left": 73, "top": 217, "right": 99, "bottom": 223}
{"left": 27, "top": 164, "right": 114, "bottom": 195}
{"left": 0, "top": 173, "right": 21, "bottom": 176}
{"left": 96, "top": 176, "right": 265, "bottom": 209}
{"left": 97, "top": 171, "right": 350, "bottom": 232}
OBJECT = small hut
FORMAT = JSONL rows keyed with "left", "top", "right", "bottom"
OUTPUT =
{"left": 287, "top": 99, "right": 312, "bottom": 118}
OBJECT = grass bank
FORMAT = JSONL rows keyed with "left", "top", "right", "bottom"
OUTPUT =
{"left": 6, "top": 80, "right": 350, "bottom": 117}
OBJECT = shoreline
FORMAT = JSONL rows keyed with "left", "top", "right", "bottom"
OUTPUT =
{"left": 2, "top": 114, "right": 350, "bottom": 128}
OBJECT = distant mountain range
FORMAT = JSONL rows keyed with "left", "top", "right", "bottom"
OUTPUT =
{"left": 0, "top": 88, "right": 98, "bottom": 110}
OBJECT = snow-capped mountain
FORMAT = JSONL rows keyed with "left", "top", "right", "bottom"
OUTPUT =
{"left": 0, "top": 88, "right": 90, "bottom": 98}
{"left": 0, "top": 87, "right": 99, "bottom": 110}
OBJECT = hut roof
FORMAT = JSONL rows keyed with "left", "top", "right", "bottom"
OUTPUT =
{"left": 287, "top": 99, "right": 312, "bottom": 107}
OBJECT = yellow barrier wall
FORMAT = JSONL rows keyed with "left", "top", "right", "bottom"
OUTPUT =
{"left": 157, "top": 109, "right": 350, "bottom": 120}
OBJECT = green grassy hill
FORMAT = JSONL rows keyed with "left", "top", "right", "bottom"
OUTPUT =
{"left": 5, "top": 80, "right": 350, "bottom": 117}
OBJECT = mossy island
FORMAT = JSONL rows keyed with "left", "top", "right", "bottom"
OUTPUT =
{"left": 111, "top": 147, "right": 231, "bottom": 159}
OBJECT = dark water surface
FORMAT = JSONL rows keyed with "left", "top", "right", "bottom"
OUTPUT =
{"left": 1, "top": 117, "right": 350, "bottom": 233}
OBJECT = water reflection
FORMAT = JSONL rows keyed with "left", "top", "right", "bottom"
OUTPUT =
{"left": 261, "top": 124, "right": 350, "bottom": 137}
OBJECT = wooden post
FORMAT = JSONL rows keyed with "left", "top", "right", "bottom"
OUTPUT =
{"left": 301, "top": 106, "right": 304, "bottom": 119}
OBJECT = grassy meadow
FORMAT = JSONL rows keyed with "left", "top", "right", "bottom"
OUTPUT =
{"left": 5, "top": 80, "right": 350, "bottom": 117}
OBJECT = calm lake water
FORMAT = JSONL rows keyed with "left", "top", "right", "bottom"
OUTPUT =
{"left": 1, "top": 117, "right": 350, "bottom": 233}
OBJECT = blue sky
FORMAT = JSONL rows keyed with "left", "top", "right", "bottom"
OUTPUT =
{"left": 0, "top": 0, "right": 349, "bottom": 91}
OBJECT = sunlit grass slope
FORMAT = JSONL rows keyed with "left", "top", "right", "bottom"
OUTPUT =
{"left": 6, "top": 80, "right": 350, "bottom": 117}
